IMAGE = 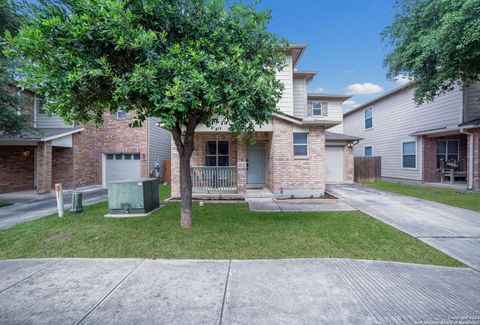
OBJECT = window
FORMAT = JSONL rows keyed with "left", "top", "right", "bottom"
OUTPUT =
{"left": 311, "top": 101, "right": 328, "bottom": 117}
{"left": 437, "top": 140, "right": 459, "bottom": 168}
{"left": 364, "top": 107, "right": 373, "bottom": 129}
{"left": 115, "top": 154, "right": 123, "bottom": 160}
{"left": 133, "top": 153, "right": 141, "bottom": 160}
{"left": 116, "top": 110, "right": 131, "bottom": 119}
{"left": 293, "top": 132, "right": 308, "bottom": 156}
{"left": 402, "top": 141, "right": 416, "bottom": 168}
{"left": 124, "top": 154, "right": 132, "bottom": 160}
{"left": 205, "top": 141, "right": 229, "bottom": 166}
{"left": 36, "top": 97, "right": 46, "bottom": 114}
{"left": 364, "top": 146, "right": 372, "bottom": 157}
{"left": 106, "top": 154, "right": 114, "bottom": 160}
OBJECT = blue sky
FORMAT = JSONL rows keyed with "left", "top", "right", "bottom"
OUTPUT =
{"left": 256, "top": 0, "right": 404, "bottom": 109}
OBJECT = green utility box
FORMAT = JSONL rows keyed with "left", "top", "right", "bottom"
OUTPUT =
{"left": 108, "top": 178, "right": 159, "bottom": 215}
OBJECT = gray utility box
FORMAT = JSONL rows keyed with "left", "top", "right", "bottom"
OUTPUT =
{"left": 108, "top": 178, "right": 159, "bottom": 215}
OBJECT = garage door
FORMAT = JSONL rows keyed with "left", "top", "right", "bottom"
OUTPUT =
{"left": 104, "top": 153, "right": 141, "bottom": 185}
{"left": 325, "top": 146, "right": 344, "bottom": 183}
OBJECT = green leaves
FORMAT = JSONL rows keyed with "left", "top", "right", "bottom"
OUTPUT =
{"left": 383, "top": 0, "right": 480, "bottom": 104}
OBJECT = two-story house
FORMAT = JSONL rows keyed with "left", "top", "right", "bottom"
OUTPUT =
{"left": 0, "top": 88, "right": 171, "bottom": 194}
{"left": 343, "top": 82, "right": 480, "bottom": 191}
{"left": 170, "top": 44, "right": 361, "bottom": 199}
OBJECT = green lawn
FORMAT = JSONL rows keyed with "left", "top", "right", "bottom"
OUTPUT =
{"left": 0, "top": 186, "right": 462, "bottom": 267}
{"left": 363, "top": 181, "right": 480, "bottom": 212}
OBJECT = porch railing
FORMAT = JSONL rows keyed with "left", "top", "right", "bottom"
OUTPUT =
{"left": 191, "top": 166, "right": 237, "bottom": 193}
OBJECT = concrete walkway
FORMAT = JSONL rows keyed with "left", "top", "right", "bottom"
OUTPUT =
{"left": 247, "top": 198, "right": 355, "bottom": 212}
{"left": 327, "top": 184, "right": 480, "bottom": 270}
{"left": 0, "top": 186, "right": 107, "bottom": 229}
{"left": 0, "top": 258, "right": 478, "bottom": 324}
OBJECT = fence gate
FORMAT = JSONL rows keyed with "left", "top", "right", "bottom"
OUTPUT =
{"left": 354, "top": 156, "right": 381, "bottom": 182}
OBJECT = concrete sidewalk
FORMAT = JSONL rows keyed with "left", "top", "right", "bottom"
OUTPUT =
{"left": 247, "top": 198, "right": 355, "bottom": 212}
{"left": 327, "top": 184, "right": 480, "bottom": 270}
{"left": 0, "top": 186, "right": 107, "bottom": 229}
{"left": 0, "top": 258, "right": 479, "bottom": 324}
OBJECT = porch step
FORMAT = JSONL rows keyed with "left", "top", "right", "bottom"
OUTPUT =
{"left": 245, "top": 188, "right": 275, "bottom": 200}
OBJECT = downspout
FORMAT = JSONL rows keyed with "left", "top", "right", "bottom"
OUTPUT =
{"left": 460, "top": 128, "right": 474, "bottom": 190}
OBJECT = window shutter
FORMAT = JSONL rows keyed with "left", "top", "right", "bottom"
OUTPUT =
{"left": 322, "top": 102, "right": 328, "bottom": 116}
{"left": 307, "top": 102, "right": 313, "bottom": 117}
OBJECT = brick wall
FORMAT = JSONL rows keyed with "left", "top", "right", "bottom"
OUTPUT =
{"left": 52, "top": 147, "right": 74, "bottom": 189}
{"left": 37, "top": 141, "right": 52, "bottom": 193}
{"left": 0, "top": 146, "right": 35, "bottom": 193}
{"left": 269, "top": 117, "right": 325, "bottom": 197}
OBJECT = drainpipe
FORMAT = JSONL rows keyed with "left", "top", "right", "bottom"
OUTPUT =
{"left": 460, "top": 128, "right": 474, "bottom": 190}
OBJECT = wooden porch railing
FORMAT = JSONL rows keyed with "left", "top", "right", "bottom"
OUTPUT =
{"left": 191, "top": 166, "right": 237, "bottom": 193}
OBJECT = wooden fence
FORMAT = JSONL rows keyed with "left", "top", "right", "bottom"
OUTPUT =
{"left": 354, "top": 156, "right": 381, "bottom": 182}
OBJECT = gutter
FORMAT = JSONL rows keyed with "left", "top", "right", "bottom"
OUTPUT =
{"left": 460, "top": 128, "right": 474, "bottom": 190}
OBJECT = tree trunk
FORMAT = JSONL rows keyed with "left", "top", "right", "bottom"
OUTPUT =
{"left": 179, "top": 152, "right": 193, "bottom": 229}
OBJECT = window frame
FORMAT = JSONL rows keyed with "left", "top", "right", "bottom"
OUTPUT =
{"left": 116, "top": 110, "right": 131, "bottom": 120}
{"left": 312, "top": 101, "right": 322, "bottom": 116}
{"left": 364, "top": 146, "right": 373, "bottom": 157}
{"left": 293, "top": 132, "right": 309, "bottom": 157}
{"left": 205, "top": 140, "right": 229, "bottom": 166}
{"left": 436, "top": 139, "right": 460, "bottom": 168}
{"left": 402, "top": 141, "right": 417, "bottom": 169}
{"left": 364, "top": 107, "right": 373, "bottom": 130}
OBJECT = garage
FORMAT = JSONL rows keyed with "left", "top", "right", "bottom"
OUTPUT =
{"left": 325, "top": 146, "right": 344, "bottom": 183}
{"left": 104, "top": 153, "right": 141, "bottom": 186}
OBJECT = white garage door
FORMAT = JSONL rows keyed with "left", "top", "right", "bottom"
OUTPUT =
{"left": 326, "top": 146, "right": 344, "bottom": 183}
{"left": 104, "top": 153, "right": 141, "bottom": 185}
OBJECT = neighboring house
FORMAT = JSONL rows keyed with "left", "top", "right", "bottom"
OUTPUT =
{"left": 343, "top": 83, "right": 480, "bottom": 191}
{"left": 0, "top": 88, "right": 171, "bottom": 194}
{"left": 170, "top": 44, "right": 361, "bottom": 199}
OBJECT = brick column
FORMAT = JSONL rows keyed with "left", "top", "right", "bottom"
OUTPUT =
{"left": 344, "top": 144, "right": 354, "bottom": 183}
{"left": 37, "top": 141, "right": 52, "bottom": 194}
{"left": 236, "top": 137, "right": 247, "bottom": 195}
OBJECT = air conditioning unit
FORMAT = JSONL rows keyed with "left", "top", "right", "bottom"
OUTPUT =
{"left": 108, "top": 178, "right": 159, "bottom": 215}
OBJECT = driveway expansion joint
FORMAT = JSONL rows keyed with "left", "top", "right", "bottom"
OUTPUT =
{"left": 218, "top": 259, "right": 232, "bottom": 325}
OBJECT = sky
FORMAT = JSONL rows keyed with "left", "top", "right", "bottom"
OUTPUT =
{"left": 255, "top": 0, "right": 405, "bottom": 110}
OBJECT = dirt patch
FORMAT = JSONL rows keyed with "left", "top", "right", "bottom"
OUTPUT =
{"left": 44, "top": 231, "right": 75, "bottom": 243}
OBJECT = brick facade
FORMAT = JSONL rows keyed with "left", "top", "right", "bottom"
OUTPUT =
{"left": 0, "top": 146, "right": 36, "bottom": 193}
{"left": 171, "top": 117, "right": 327, "bottom": 198}
{"left": 36, "top": 141, "right": 52, "bottom": 194}
{"left": 52, "top": 147, "right": 74, "bottom": 189}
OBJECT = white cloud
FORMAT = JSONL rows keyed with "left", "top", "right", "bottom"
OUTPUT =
{"left": 314, "top": 87, "right": 325, "bottom": 93}
{"left": 343, "top": 99, "right": 359, "bottom": 112}
{"left": 394, "top": 74, "right": 413, "bottom": 85}
{"left": 346, "top": 82, "right": 384, "bottom": 95}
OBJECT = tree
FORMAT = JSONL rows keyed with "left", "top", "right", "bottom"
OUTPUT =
{"left": 6, "top": 0, "right": 285, "bottom": 228}
{"left": 382, "top": 0, "right": 480, "bottom": 104}
{"left": 0, "top": 0, "right": 32, "bottom": 136}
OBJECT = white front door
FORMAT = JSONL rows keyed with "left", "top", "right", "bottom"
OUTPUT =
{"left": 326, "top": 146, "right": 344, "bottom": 183}
{"left": 104, "top": 153, "right": 141, "bottom": 186}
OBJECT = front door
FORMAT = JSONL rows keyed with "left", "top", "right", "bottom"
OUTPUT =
{"left": 247, "top": 140, "right": 266, "bottom": 186}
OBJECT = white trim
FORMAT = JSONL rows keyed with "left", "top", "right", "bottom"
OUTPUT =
{"left": 312, "top": 100, "right": 322, "bottom": 116}
{"left": 401, "top": 140, "right": 417, "bottom": 169}
{"left": 293, "top": 132, "right": 309, "bottom": 157}
{"left": 102, "top": 154, "right": 107, "bottom": 187}
{"left": 42, "top": 128, "right": 84, "bottom": 141}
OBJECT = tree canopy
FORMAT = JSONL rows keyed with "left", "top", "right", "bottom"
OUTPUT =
{"left": 382, "top": 0, "right": 480, "bottom": 104}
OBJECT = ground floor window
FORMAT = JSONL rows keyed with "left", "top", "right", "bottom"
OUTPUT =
{"left": 402, "top": 141, "right": 416, "bottom": 168}
{"left": 293, "top": 132, "right": 308, "bottom": 156}
{"left": 436, "top": 140, "right": 459, "bottom": 168}
{"left": 205, "top": 141, "right": 229, "bottom": 166}
{"left": 364, "top": 146, "right": 372, "bottom": 157}
{"left": 106, "top": 153, "right": 140, "bottom": 160}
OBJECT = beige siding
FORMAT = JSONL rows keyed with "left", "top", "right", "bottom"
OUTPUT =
{"left": 328, "top": 121, "right": 343, "bottom": 134}
{"left": 464, "top": 82, "right": 480, "bottom": 122}
{"left": 293, "top": 77, "right": 307, "bottom": 118}
{"left": 306, "top": 99, "right": 343, "bottom": 123}
{"left": 276, "top": 55, "right": 294, "bottom": 116}
{"left": 343, "top": 86, "right": 463, "bottom": 181}
{"left": 36, "top": 113, "right": 71, "bottom": 128}
{"left": 147, "top": 118, "right": 171, "bottom": 179}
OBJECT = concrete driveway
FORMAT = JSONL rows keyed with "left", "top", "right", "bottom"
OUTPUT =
{"left": 0, "top": 258, "right": 479, "bottom": 325}
{"left": 327, "top": 184, "right": 480, "bottom": 270}
{"left": 0, "top": 186, "right": 107, "bottom": 229}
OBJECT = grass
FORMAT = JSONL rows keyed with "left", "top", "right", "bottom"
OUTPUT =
{"left": 363, "top": 181, "right": 480, "bottom": 212}
{"left": 0, "top": 201, "right": 12, "bottom": 208}
{"left": 0, "top": 185, "right": 463, "bottom": 267}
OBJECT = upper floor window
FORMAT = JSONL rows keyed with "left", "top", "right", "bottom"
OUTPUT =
{"left": 293, "top": 132, "right": 308, "bottom": 156}
{"left": 36, "top": 97, "right": 46, "bottom": 114}
{"left": 437, "top": 140, "right": 459, "bottom": 168}
{"left": 205, "top": 140, "right": 229, "bottom": 166}
{"left": 364, "top": 146, "right": 372, "bottom": 157}
{"left": 364, "top": 107, "right": 373, "bottom": 129}
{"left": 311, "top": 101, "right": 328, "bottom": 117}
{"left": 116, "top": 110, "right": 131, "bottom": 119}
{"left": 402, "top": 141, "right": 416, "bottom": 168}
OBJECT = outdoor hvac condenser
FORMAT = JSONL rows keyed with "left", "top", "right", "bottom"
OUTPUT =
{"left": 108, "top": 178, "right": 159, "bottom": 215}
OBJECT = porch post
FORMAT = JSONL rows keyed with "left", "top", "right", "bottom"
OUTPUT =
{"left": 237, "top": 136, "right": 247, "bottom": 195}
{"left": 36, "top": 141, "right": 53, "bottom": 194}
